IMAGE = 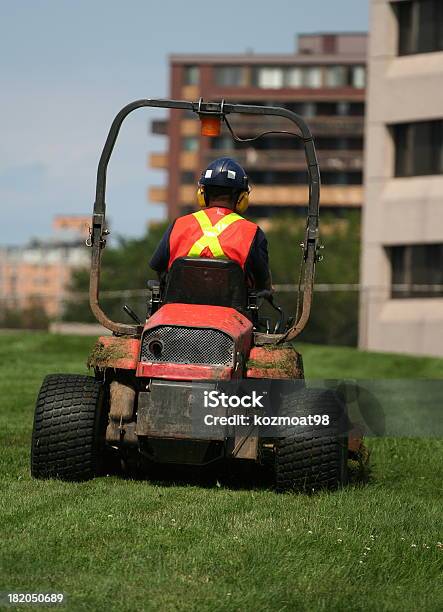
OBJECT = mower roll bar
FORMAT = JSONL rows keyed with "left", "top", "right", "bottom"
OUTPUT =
{"left": 89, "top": 99, "right": 320, "bottom": 342}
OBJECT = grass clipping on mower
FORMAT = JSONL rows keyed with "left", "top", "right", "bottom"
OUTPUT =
{"left": 87, "top": 340, "right": 128, "bottom": 370}
{"left": 246, "top": 345, "right": 303, "bottom": 378}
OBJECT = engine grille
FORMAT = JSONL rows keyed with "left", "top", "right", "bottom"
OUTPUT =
{"left": 140, "top": 326, "right": 234, "bottom": 366}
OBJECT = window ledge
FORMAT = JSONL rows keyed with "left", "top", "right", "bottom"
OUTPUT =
{"left": 387, "top": 52, "right": 443, "bottom": 79}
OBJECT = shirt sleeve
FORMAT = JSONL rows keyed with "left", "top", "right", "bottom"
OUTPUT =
{"left": 149, "top": 223, "right": 174, "bottom": 273}
{"left": 245, "top": 227, "right": 272, "bottom": 291}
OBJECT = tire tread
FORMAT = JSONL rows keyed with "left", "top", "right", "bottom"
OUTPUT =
{"left": 275, "top": 389, "right": 348, "bottom": 492}
{"left": 31, "top": 374, "right": 103, "bottom": 481}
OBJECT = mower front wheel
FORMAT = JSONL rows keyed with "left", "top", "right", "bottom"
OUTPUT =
{"left": 275, "top": 388, "right": 348, "bottom": 493}
{"left": 31, "top": 374, "right": 107, "bottom": 481}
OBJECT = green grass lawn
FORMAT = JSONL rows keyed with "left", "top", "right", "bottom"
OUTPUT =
{"left": 0, "top": 332, "right": 442, "bottom": 611}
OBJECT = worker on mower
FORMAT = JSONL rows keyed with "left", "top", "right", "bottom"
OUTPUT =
{"left": 150, "top": 157, "right": 272, "bottom": 291}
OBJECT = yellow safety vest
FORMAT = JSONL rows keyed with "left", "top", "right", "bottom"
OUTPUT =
{"left": 187, "top": 210, "right": 243, "bottom": 258}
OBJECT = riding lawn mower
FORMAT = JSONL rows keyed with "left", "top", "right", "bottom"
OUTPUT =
{"left": 31, "top": 99, "right": 365, "bottom": 491}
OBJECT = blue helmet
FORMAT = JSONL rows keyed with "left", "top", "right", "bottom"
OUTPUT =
{"left": 199, "top": 157, "right": 249, "bottom": 191}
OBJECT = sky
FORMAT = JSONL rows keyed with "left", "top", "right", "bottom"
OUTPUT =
{"left": 0, "top": 0, "right": 368, "bottom": 245}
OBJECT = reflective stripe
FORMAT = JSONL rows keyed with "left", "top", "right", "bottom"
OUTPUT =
{"left": 187, "top": 210, "right": 243, "bottom": 258}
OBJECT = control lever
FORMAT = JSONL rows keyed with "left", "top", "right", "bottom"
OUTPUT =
{"left": 256, "top": 290, "right": 285, "bottom": 334}
{"left": 123, "top": 305, "right": 142, "bottom": 325}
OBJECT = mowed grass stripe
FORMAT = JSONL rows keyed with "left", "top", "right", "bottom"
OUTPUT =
{"left": 0, "top": 333, "right": 442, "bottom": 611}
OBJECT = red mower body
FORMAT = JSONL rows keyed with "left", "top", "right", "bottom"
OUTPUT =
{"left": 136, "top": 303, "right": 253, "bottom": 381}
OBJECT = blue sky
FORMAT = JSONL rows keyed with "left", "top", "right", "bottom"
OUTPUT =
{"left": 0, "top": 0, "right": 368, "bottom": 245}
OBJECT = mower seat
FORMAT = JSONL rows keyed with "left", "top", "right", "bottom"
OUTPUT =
{"left": 163, "top": 257, "right": 248, "bottom": 311}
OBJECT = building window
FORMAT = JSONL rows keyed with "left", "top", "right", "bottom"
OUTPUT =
{"left": 336, "top": 101, "right": 350, "bottom": 116}
{"left": 314, "top": 102, "right": 364, "bottom": 117}
{"left": 284, "top": 102, "right": 305, "bottom": 114}
{"left": 303, "top": 67, "right": 322, "bottom": 88}
{"left": 210, "top": 135, "right": 232, "bottom": 150}
{"left": 256, "top": 67, "right": 284, "bottom": 88}
{"left": 325, "top": 66, "right": 347, "bottom": 87}
{"left": 248, "top": 170, "right": 308, "bottom": 185}
{"left": 182, "top": 136, "right": 199, "bottom": 152}
{"left": 321, "top": 171, "right": 363, "bottom": 185}
{"left": 316, "top": 102, "right": 337, "bottom": 116}
{"left": 215, "top": 66, "right": 246, "bottom": 87}
{"left": 349, "top": 102, "right": 365, "bottom": 116}
{"left": 285, "top": 67, "right": 303, "bottom": 87}
{"left": 389, "top": 244, "right": 443, "bottom": 298}
{"left": 183, "top": 65, "right": 199, "bottom": 85}
{"left": 393, "top": 119, "right": 443, "bottom": 177}
{"left": 181, "top": 171, "right": 195, "bottom": 184}
{"left": 251, "top": 66, "right": 324, "bottom": 89}
{"left": 396, "top": 0, "right": 443, "bottom": 55}
{"left": 324, "top": 66, "right": 365, "bottom": 88}
{"left": 352, "top": 66, "right": 366, "bottom": 88}
{"left": 303, "top": 102, "right": 316, "bottom": 118}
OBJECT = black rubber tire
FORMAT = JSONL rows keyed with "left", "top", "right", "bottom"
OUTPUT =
{"left": 275, "top": 388, "right": 348, "bottom": 493}
{"left": 31, "top": 374, "right": 106, "bottom": 481}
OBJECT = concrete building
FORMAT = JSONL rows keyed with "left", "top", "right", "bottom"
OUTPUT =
{"left": 360, "top": 0, "right": 443, "bottom": 356}
{"left": 150, "top": 32, "right": 367, "bottom": 219}
{"left": 0, "top": 216, "right": 90, "bottom": 319}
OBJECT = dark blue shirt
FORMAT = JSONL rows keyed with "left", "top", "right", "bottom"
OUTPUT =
{"left": 150, "top": 220, "right": 271, "bottom": 290}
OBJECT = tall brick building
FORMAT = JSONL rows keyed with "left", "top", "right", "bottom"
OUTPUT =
{"left": 150, "top": 32, "right": 367, "bottom": 219}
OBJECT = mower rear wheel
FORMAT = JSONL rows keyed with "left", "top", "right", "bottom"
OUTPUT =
{"left": 31, "top": 374, "right": 106, "bottom": 481}
{"left": 275, "top": 388, "right": 348, "bottom": 493}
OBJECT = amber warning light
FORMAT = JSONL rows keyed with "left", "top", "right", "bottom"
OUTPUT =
{"left": 200, "top": 115, "right": 221, "bottom": 137}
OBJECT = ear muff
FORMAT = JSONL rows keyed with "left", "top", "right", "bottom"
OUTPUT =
{"left": 235, "top": 190, "right": 249, "bottom": 214}
{"left": 196, "top": 185, "right": 207, "bottom": 208}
